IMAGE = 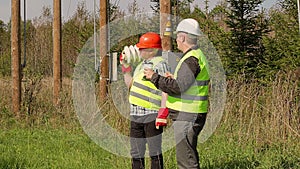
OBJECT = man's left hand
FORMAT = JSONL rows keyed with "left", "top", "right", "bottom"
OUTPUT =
{"left": 144, "top": 68, "right": 155, "bottom": 80}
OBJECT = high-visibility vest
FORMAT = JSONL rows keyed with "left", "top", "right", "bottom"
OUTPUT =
{"left": 129, "top": 57, "right": 164, "bottom": 110}
{"left": 166, "top": 49, "right": 210, "bottom": 113}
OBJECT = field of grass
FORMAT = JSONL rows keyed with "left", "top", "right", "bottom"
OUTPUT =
{"left": 0, "top": 127, "right": 132, "bottom": 168}
{"left": 0, "top": 125, "right": 298, "bottom": 169}
{"left": 0, "top": 72, "right": 299, "bottom": 169}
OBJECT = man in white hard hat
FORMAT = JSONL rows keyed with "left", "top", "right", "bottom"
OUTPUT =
{"left": 120, "top": 32, "right": 170, "bottom": 169}
{"left": 144, "top": 19, "right": 210, "bottom": 169}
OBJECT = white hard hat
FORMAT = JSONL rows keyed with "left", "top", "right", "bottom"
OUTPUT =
{"left": 175, "top": 18, "right": 201, "bottom": 36}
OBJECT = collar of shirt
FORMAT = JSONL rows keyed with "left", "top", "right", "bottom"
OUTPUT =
{"left": 181, "top": 45, "right": 199, "bottom": 59}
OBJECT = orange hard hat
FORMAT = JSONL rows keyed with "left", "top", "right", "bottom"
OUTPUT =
{"left": 136, "top": 32, "right": 162, "bottom": 49}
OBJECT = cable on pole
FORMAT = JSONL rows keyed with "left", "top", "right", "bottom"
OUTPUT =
{"left": 94, "top": 0, "right": 98, "bottom": 72}
{"left": 107, "top": 0, "right": 112, "bottom": 82}
{"left": 22, "top": 0, "right": 26, "bottom": 68}
{"left": 297, "top": 0, "right": 300, "bottom": 34}
{"left": 107, "top": 0, "right": 110, "bottom": 52}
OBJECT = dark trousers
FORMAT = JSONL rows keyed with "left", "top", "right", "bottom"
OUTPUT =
{"left": 130, "top": 115, "right": 164, "bottom": 169}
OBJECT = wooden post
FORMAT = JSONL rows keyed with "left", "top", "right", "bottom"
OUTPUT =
{"left": 160, "top": 0, "right": 172, "bottom": 51}
{"left": 53, "top": 0, "right": 62, "bottom": 105}
{"left": 11, "top": 0, "right": 21, "bottom": 116}
{"left": 99, "top": 0, "right": 108, "bottom": 101}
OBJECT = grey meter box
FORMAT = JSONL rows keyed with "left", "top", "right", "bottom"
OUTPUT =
{"left": 162, "top": 51, "right": 182, "bottom": 74}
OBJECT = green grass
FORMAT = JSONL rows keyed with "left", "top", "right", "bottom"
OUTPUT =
{"left": 0, "top": 126, "right": 299, "bottom": 169}
{"left": 0, "top": 127, "right": 131, "bottom": 169}
{"left": 199, "top": 131, "right": 300, "bottom": 169}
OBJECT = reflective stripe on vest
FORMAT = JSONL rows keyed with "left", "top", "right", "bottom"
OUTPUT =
{"left": 129, "top": 57, "right": 164, "bottom": 110}
{"left": 166, "top": 49, "right": 210, "bottom": 113}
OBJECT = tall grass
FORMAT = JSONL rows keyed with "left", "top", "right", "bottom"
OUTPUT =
{"left": 0, "top": 76, "right": 78, "bottom": 129}
{"left": 224, "top": 71, "right": 299, "bottom": 145}
{"left": 0, "top": 71, "right": 299, "bottom": 168}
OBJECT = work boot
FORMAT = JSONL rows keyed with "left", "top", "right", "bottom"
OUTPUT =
{"left": 150, "top": 154, "right": 164, "bottom": 169}
{"left": 132, "top": 158, "right": 145, "bottom": 169}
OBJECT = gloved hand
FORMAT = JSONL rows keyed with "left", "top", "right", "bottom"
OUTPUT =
{"left": 120, "top": 52, "right": 131, "bottom": 73}
{"left": 155, "top": 108, "right": 169, "bottom": 129}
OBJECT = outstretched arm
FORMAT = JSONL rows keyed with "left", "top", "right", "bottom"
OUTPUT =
{"left": 123, "top": 72, "right": 133, "bottom": 89}
{"left": 145, "top": 57, "right": 200, "bottom": 95}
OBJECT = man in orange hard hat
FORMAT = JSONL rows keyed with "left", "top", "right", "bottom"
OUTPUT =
{"left": 120, "top": 32, "right": 170, "bottom": 169}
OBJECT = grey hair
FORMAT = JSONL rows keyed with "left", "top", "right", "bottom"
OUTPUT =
{"left": 185, "top": 33, "right": 198, "bottom": 45}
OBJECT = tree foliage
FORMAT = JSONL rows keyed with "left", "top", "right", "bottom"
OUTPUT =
{"left": 25, "top": 6, "right": 53, "bottom": 76}
{"left": 0, "top": 20, "right": 10, "bottom": 76}
{"left": 150, "top": 0, "right": 182, "bottom": 13}
{"left": 224, "top": 0, "right": 269, "bottom": 78}
{"left": 261, "top": 0, "right": 300, "bottom": 80}
{"left": 0, "top": 0, "right": 299, "bottom": 82}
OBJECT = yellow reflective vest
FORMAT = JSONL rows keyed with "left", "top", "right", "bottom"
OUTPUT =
{"left": 129, "top": 57, "right": 164, "bottom": 110}
{"left": 166, "top": 49, "right": 210, "bottom": 113}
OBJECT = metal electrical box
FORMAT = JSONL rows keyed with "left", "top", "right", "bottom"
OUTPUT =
{"left": 162, "top": 51, "right": 182, "bottom": 74}
{"left": 109, "top": 52, "right": 118, "bottom": 82}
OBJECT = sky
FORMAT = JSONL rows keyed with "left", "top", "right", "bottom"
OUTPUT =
{"left": 0, "top": 0, "right": 278, "bottom": 24}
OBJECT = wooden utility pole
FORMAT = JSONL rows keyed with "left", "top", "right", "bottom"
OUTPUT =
{"left": 160, "top": 0, "right": 172, "bottom": 51}
{"left": 11, "top": 0, "right": 21, "bottom": 116}
{"left": 53, "top": 0, "right": 62, "bottom": 105}
{"left": 99, "top": 0, "right": 109, "bottom": 101}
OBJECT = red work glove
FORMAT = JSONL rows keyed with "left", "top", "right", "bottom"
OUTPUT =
{"left": 120, "top": 53, "right": 131, "bottom": 73}
{"left": 156, "top": 108, "right": 169, "bottom": 129}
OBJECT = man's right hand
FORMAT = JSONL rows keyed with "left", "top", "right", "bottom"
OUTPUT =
{"left": 120, "top": 51, "right": 129, "bottom": 66}
{"left": 120, "top": 52, "right": 131, "bottom": 73}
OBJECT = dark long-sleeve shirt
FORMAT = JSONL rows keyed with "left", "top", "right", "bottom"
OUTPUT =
{"left": 150, "top": 46, "right": 202, "bottom": 120}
